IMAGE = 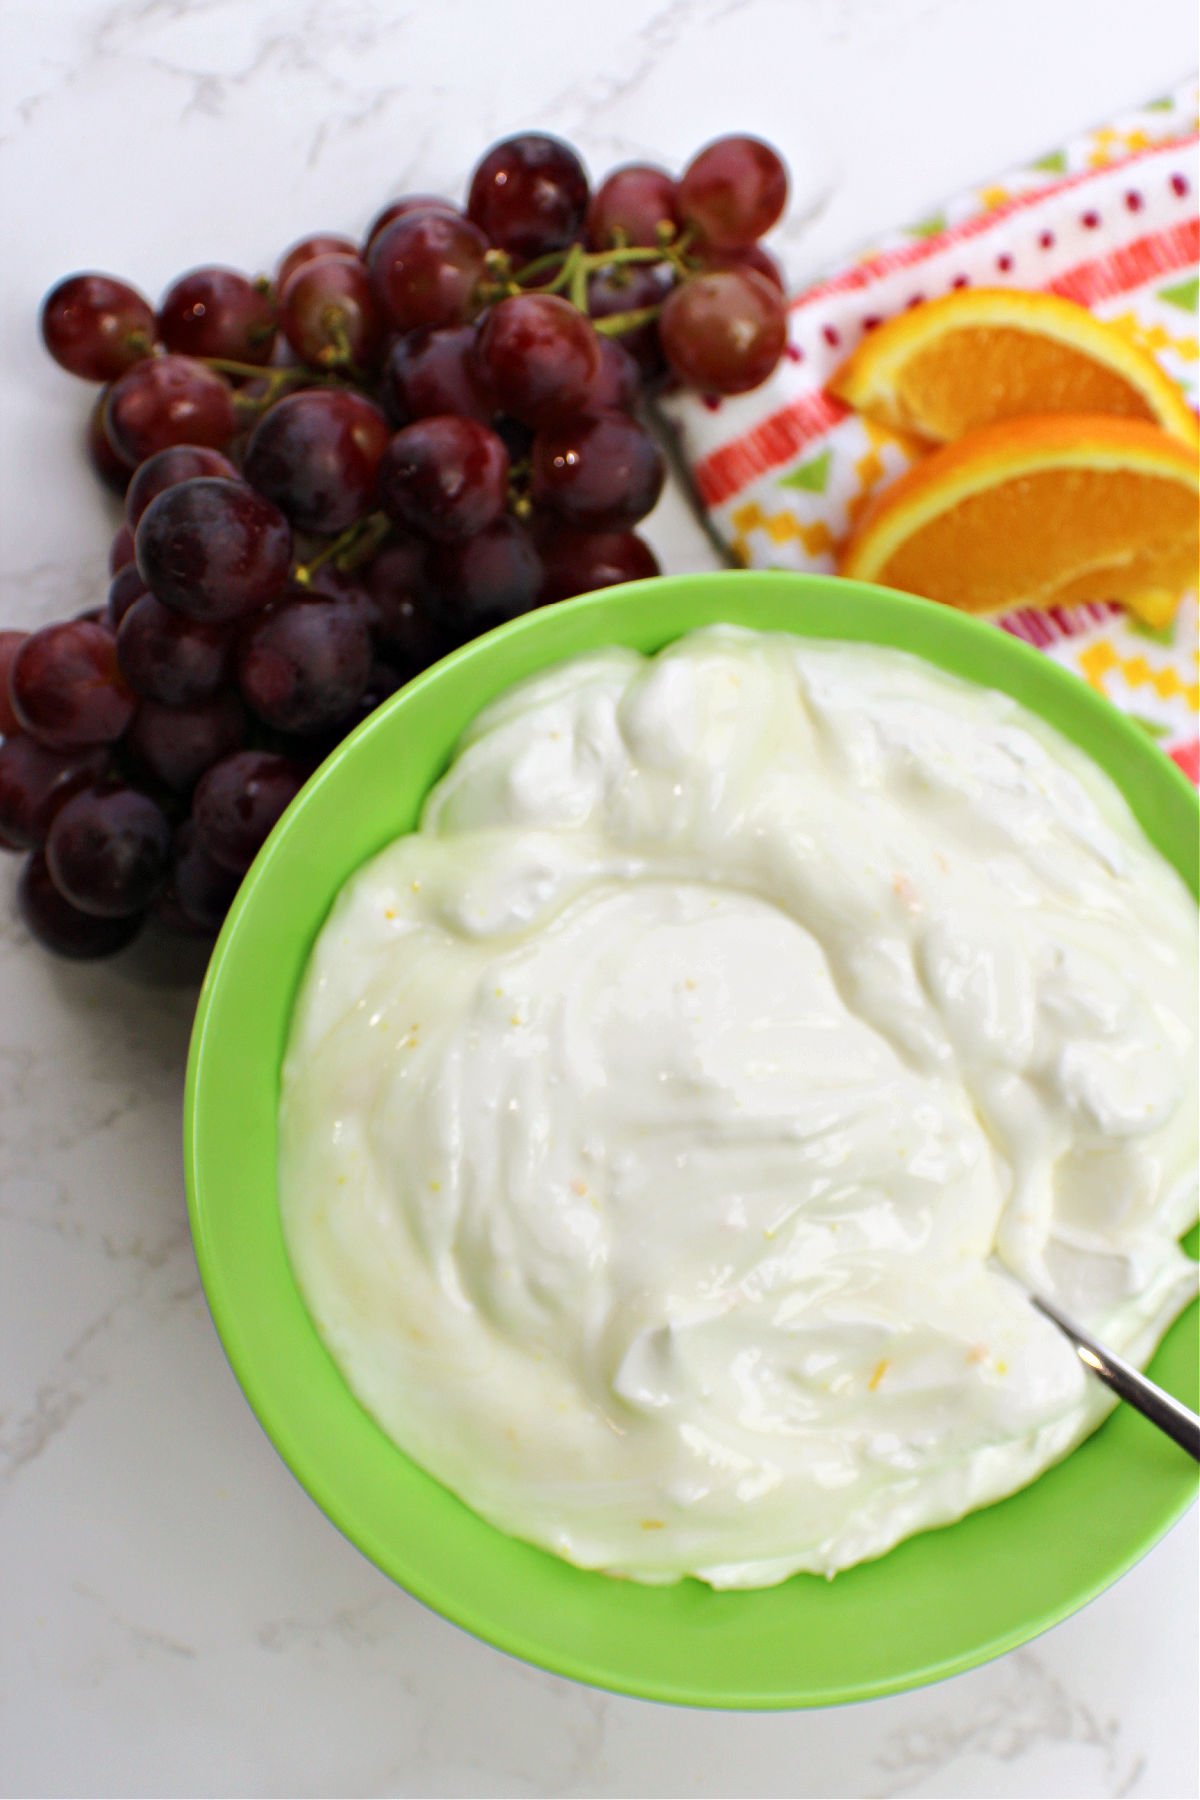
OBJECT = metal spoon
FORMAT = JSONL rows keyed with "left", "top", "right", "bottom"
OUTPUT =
{"left": 1031, "top": 1290, "right": 1200, "bottom": 1462}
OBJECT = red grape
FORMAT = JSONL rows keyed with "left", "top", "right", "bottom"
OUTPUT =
{"left": 18, "top": 850, "right": 143, "bottom": 959}
{"left": 276, "top": 651, "right": 410, "bottom": 769}
{"left": 279, "top": 254, "right": 384, "bottom": 370}
{"left": 125, "top": 692, "right": 247, "bottom": 793}
{"left": 193, "top": 750, "right": 303, "bottom": 873}
{"left": 473, "top": 294, "right": 600, "bottom": 428}
{"left": 287, "top": 572, "right": 373, "bottom": 684}
{"left": 368, "top": 212, "right": 489, "bottom": 334}
{"left": 10, "top": 622, "right": 134, "bottom": 750}
{"left": 377, "top": 416, "right": 508, "bottom": 542}
{"left": 363, "top": 197, "right": 458, "bottom": 255}
{"left": 135, "top": 478, "right": 292, "bottom": 623}
{"left": 109, "top": 525, "right": 136, "bottom": 574}
{"left": 125, "top": 444, "right": 240, "bottom": 529}
{"left": 659, "top": 268, "right": 786, "bottom": 394}
{"left": 313, "top": 657, "right": 409, "bottom": 760}
{"left": 0, "top": 737, "right": 109, "bottom": 850}
{"left": 586, "top": 261, "right": 673, "bottom": 382}
{"left": 160, "top": 822, "right": 241, "bottom": 934}
{"left": 695, "top": 242, "right": 785, "bottom": 290}
{"left": 584, "top": 336, "right": 640, "bottom": 415}
{"left": 362, "top": 537, "right": 449, "bottom": 670}
{"left": 76, "top": 607, "right": 114, "bottom": 634}
{"left": 536, "top": 525, "right": 660, "bottom": 603}
{"left": 105, "top": 355, "right": 237, "bottom": 464}
{"left": 678, "top": 135, "right": 788, "bottom": 249}
{"left": 429, "top": 518, "right": 543, "bottom": 635}
{"left": 106, "top": 563, "right": 148, "bottom": 628}
{"left": 40, "top": 273, "right": 158, "bottom": 382}
{"left": 276, "top": 233, "right": 359, "bottom": 295}
{"left": 238, "top": 590, "right": 372, "bottom": 734}
{"left": 381, "top": 325, "right": 494, "bottom": 427}
{"left": 46, "top": 785, "right": 171, "bottom": 918}
{"left": 158, "top": 266, "right": 277, "bottom": 365}
{"left": 243, "top": 389, "right": 390, "bottom": 534}
{"left": 86, "top": 391, "right": 136, "bottom": 494}
{"left": 1, "top": 631, "right": 26, "bottom": 735}
{"left": 531, "top": 411, "right": 664, "bottom": 530}
{"left": 466, "top": 134, "right": 589, "bottom": 262}
{"left": 117, "top": 594, "right": 233, "bottom": 705}
{"left": 587, "top": 165, "right": 681, "bottom": 250}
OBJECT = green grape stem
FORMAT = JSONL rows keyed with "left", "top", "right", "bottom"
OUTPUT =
{"left": 592, "top": 304, "right": 663, "bottom": 337}
{"left": 203, "top": 357, "right": 297, "bottom": 383}
{"left": 498, "top": 232, "right": 696, "bottom": 336}
{"left": 473, "top": 232, "right": 696, "bottom": 328}
{"left": 315, "top": 312, "right": 366, "bottom": 383}
{"left": 292, "top": 511, "right": 392, "bottom": 585}
{"left": 334, "top": 510, "right": 392, "bottom": 573}
{"left": 217, "top": 360, "right": 356, "bottom": 421}
{"left": 512, "top": 232, "right": 694, "bottom": 288}
{"left": 507, "top": 246, "right": 575, "bottom": 288}
{"left": 567, "top": 246, "right": 590, "bottom": 314}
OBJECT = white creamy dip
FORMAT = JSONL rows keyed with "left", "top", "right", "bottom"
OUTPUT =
{"left": 279, "top": 627, "right": 1198, "bottom": 1586}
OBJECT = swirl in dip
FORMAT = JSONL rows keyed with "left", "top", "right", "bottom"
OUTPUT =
{"left": 279, "top": 628, "right": 1198, "bottom": 1586}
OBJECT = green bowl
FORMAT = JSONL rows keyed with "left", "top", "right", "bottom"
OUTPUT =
{"left": 185, "top": 571, "right": 1199, "bottom": 1709}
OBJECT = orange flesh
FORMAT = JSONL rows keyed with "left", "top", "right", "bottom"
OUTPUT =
{"left": 895, "top": 328, "right": 1161, "bottom": 441}
{"left": 875, "top": 467, "right": 1200, "bottom": 612}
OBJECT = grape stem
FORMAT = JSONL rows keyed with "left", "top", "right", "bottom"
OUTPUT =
{"left": 567, "top": 247, "right": 590, "bottom": 315}
{"left": 203, "top": 357, "right": 298, "bottom": 383}
{"left": 315, "top": 311, "right": 366, "bottom": 383}
{"left": 511, "top": 234, "right": 692, "bottom": 289}
{"left": 334, "top": 511, "right": 392, "bottom": 573}
{"left": 659, "top": 231, "right": 699, "bottom": 280}
{"left": 292, "top": 511, "right": 392, "bottom": 585}
{"left": 538, "top": 242, "right": 584, "bottom": 300}
{"left": 213, "top": 360, "right": 355, "bottom": 420}
{"left": 474, "top": 233, "right": 696, "bottom": 320}
{"left": 592, "top": 304, "right": 663, "bottom": 337}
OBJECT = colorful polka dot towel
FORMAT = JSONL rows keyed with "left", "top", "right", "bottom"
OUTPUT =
{"left": 660, "top": 80, "right": 1199, "bottom": 782}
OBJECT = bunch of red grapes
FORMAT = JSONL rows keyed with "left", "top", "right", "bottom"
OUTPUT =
{"left": 0, "top": 131, "right": 789, "bottom": 960}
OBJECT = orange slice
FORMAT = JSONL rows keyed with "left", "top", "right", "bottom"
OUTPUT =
{"left": 829, "top": 288, "right": 1199, "bottom": 446}
{"left": 838, "top": 413, "right": 1199, "bottom": 625}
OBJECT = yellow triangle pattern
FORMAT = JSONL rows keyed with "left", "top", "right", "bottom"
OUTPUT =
{"left": 1105, "top": 310, "right": 1199, "bottom": 365}
{"left": 729, "top": 420, "right": 923, "bottom": 566}
{"left": 1079, "top": 640, "right": 1200, "bottom": 708}
{"left": 1086, "top": 126, "right": 1152, "bottom": 168}
{"left": 729, "top": 501, "right": 835, "bottom": 564}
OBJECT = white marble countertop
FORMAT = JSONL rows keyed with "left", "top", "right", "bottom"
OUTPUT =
{"left": 1, "top": 2, "right": 1197, "bottom": 1795}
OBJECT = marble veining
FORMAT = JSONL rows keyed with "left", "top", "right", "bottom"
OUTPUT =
{"left": 1, "top": 0, "right": 1196, "bottom": 1794}
{"left": 873, "top": 1649, "right": 1128, "bottom": 1797}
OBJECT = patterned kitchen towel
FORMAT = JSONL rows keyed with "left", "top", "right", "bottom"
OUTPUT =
{"left": 660, "top": 80, "right": 1200, "bottom": 781}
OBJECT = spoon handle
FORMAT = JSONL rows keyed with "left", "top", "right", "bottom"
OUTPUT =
{"left": 1032, "top": 1293, "right": 1200, "bottom": 1462}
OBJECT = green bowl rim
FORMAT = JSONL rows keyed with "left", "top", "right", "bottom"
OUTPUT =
{"left": 185, "top": 570, "right": 1199, "bottom": 1709}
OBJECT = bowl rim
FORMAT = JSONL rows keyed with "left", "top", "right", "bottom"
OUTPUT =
{"left": 185, "top": 570, "right": 1199, "bottom": 1709}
